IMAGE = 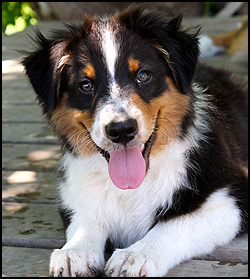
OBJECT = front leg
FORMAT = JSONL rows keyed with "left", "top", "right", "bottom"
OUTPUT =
{"left": 50, "top": 216, "right": 107, "bottom": 277}
{"left": 105, "top": 189, "right": 241, "bottom": 277}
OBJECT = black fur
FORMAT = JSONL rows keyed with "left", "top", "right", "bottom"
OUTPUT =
{"left": 119, "top": 5, "right": 200, "bottom": 94}
{"left": 22, "top": 32, "right": 64, "bottom": 111}
{"left": 156, "top": 64, "right": 248, "bottom": 234}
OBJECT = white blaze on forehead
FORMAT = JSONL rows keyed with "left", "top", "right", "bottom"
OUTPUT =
{"left": 101, "top": 25, "right": 119, "bottom": 82}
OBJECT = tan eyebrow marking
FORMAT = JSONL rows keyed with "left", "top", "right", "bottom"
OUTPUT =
{"left": 83, "top": 63, "right": 95, "bottom": 79}
{"left": 128, "top": 57, "right": 140, "bottom": 72}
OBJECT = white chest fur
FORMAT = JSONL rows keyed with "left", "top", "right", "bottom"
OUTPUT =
{"left": 59, "top": 138, "right": 190, "bottom": 247}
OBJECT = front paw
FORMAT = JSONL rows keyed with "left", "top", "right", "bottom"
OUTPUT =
{"left": 50, "top": 248, "right": 104, "bottom": 277}
{"left": 105, "top": 248, "right": 159, "bottom": 277}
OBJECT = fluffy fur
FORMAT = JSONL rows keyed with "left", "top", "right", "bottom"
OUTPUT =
{"left": 22, "top": 5, "right": 248, "bottom": 277}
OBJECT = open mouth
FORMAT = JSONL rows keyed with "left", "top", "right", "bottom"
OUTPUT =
{"left": 96, "top": 131, "right": 156, "bottom": 190}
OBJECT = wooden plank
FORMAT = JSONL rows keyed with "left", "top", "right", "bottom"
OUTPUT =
{"left": 200, "top": 55, "right": 248, "bottom": 77}
{"left": 2, "top": 122, "right": 56, "bottom": 143}
{"left": 2, "top": 76, "right": 31, "bottom": 88}
{"left": 2, "top": 85, "right": 37, "bottom": 103}
{"left": 2, "top": 247, "right": 248, "bottom": 277}
{"left": 166, "top": 260, "right": 248, "bottom": 277}
{"left": 2, "top": 237, "right": 65, "bottom": 249}
{"left": 2, "top": 247, "right": 52, "bottom": 277}
{"left": 3, "top": 234, "right": 247, "bottom": 263}
{"left": 199, "top": 234, "right": 248, "bottom": 264}
{"left": 2, "top": 202, "right": 64, "bottom": 240}
{"left": 182, "top": 16, "right": 243, "bottom": 34}
{"left": 3, "top": 104, "right": 43, "bottom": 122}
{"left": 2, "top": 144, "right": 60, "bottom": 170}
{"left": 2, "top": 171, "right": 58, "bottom": 202}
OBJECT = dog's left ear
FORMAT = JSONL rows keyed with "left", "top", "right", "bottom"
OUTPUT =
{"left": 119, "top": 6, "right": 200, "bottom": 94}
{"left": 22, "top": 31, "right": 67, "bottom": 111}
{"left": 154, "top": 14, "right": 200, "bottom": 94}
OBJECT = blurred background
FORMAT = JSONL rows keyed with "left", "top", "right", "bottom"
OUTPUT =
{"left": 2, "top": 2, "right": 248, "bottom": 36}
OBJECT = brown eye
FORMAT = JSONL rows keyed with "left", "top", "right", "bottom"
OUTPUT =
{"left": 137, "top": 70, "right": 151, "bottom": 83}
{"left": 79, "top": 80, "right": 93, "bottom": 93}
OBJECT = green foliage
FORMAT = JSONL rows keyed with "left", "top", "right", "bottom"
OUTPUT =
{"left": 2, "top": 2, "right": 38, "bottom": 35}
{"left": 204, "top": 2, "right": 219, "bottom": 17}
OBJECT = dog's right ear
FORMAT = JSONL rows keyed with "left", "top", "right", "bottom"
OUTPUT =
{"left": 22, "top": 31, "right": 67, "bottom": 111}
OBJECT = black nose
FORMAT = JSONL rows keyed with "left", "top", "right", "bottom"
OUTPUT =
{"left": 105, "top": 119, "right": 138, "bottom": 145}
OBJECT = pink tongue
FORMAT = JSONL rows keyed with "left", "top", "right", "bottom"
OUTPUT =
{"left": 109, "top": 146, "right": 146, "bottom": 190}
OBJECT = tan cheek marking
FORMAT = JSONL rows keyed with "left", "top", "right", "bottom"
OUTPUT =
{"left": 50, "top": 95, "right": 97, "bottom": 156}
{"left": 83, "top": 63, "right": 95, "bottom": 79}
{"left": 129, "top": 93, "right": 155, "bottom": 143}
{"left": 129, "top": 77, "right": 190, "bottom": 156}
{"left": 150, "top": 77, "right": 190, "bottom": 155}
{"left": 128, "top": 57, "right": 140, "bottom": 73}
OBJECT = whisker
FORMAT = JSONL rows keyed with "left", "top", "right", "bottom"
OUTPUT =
{"left": 78, "top": 137, "right": 94, "bottom": 154}
{"left": 72, "top": 131, "right": 85, "bottom": 154}
{"left": 155, "top": 116, "right": 178, "bottom": 139}
{"left": 62, "top": 130, "right": 84, "bottom": 151}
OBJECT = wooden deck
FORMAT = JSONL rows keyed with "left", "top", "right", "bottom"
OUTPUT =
{"left": 2, "top": 16, "right": 248, "bottom": 277}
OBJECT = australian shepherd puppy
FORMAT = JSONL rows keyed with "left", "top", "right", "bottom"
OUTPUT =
{"left": 22, "top": 5, "right": 248, "bottom": 277}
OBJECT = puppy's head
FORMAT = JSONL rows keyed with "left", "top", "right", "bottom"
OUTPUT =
{"left": 22, "top": 5, "right": 199, "bottom": 190}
